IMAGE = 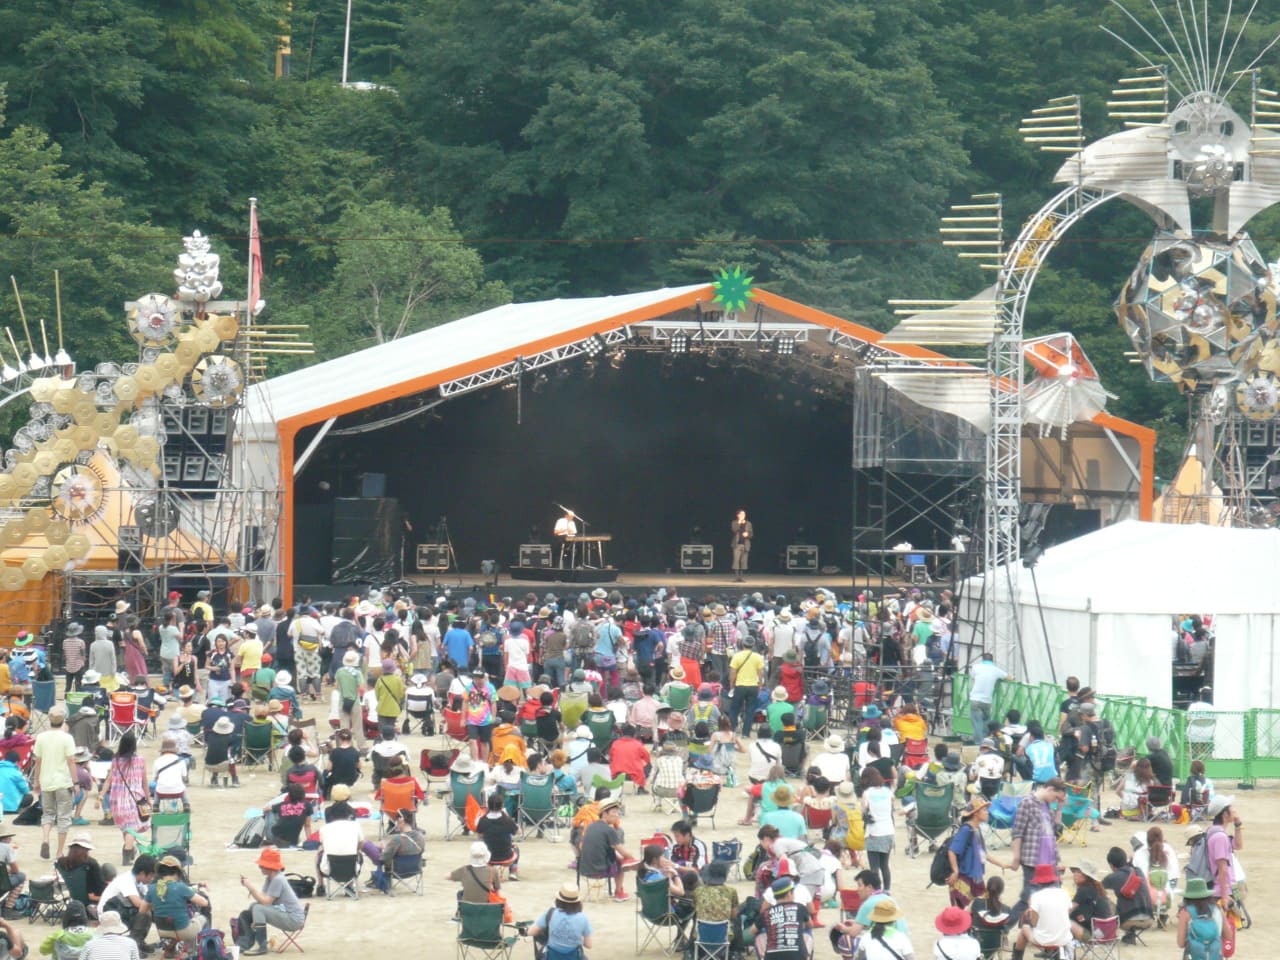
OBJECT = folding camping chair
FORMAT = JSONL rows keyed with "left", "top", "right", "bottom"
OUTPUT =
{"left": 1140, "top": 783, "right": 1175, "bottom": 823}
{"left": 585, "top": 712, "right": 616, "bottom": 752}
{"left": 28, "top": 680, "right": 57, "bottom": 733}
{"left": 711, "top": 839, "right": 743, "bottom": 882}
{"left": 802, "top": 705, "right": 829, "bottom": 742}
{"left": 690, "top": 919, "right": 731, "bottom": 960}
{"left": 445, "top": 770, "right": 485, "bottom": 840}
{"left": 517, "top": 772, "right": 559, "bottom": 841}
{"left": 275, "top": 902, "right": 309, "bottom": 953}
{"left": 128, "top": 812, "right": 194, "bottom": 864}
{"left": 972, "top": 917, "right": 1007, "bottom": 959}
{"left": 802, "top": 803, "right": 834, "bottom": 839}
{"left": 635, "top": 877, "right": 686, "bottom": 955}
{"left": 649, "top": 754, "right": 685, "bottom": 815}
{"left": 1074, "top": 914, "right": 1120, "bottom": 960}
{"left": 440, "top": 708, "right": 468, "bottom": 749}
{"left": 240, "top": 719, "right": 276, "bottom": 770}
{"left": 27, "top": 871, "right": 70, "bottom": 924}
{"left": 902, "top": 737, "right": 929, "bottom": 770}
{"left": 905, "top": 782, "right": 954, "bottom": 858}
{"left": 387, "top": 851, "right": 424, "bottom": 896}
{"left": 682, "top": 783, "right": 719, "bottom": 829}
{"left": 108, "top": 692, "right": 141, "bottom": 742}
{"left": 421, "top": 747, "right": 460, "bottom": 788}
{"left": 1060, "top": 781, "right": 1097, "bottom": 846}
{"left": 455, "top": 902, "right": 518, "bottom": 960}
{"left": 324, "top": 854, "right": 362, "bottom": 900}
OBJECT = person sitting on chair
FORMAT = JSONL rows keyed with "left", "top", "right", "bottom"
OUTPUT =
{"left": 364, "top": 808, "right": 425, "bottom": 894}
{"left": 528, "top": 883, "right": 591, "bottom": 960}
{"left": 97, "top": 854, "right": 155, "bottom": 948}
{"left": 146, "top": 855, "right": 208, "bottom": 950}
{"left": 235, "top": 847, "right": 305, "bottom": 956}
{"left": 1011, "top": 864, "right": 1072, "bottom": 960}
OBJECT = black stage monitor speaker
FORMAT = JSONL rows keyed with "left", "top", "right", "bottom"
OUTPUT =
{"left": 519, "top": 543, "right": 553, "bottom": 568}
{"left": 786, "top": 545, "right": 819, "bottom": 573}
{"left": 416, "top": 543, "right": 451, "bottom": 572}
{"left": 358, "top": 472, "right": 386, "bottom": 498}
{"left": 680, "top": 544, "right": 713, "bottom": 572}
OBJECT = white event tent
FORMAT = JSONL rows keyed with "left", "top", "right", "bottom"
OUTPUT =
{"left": 963, "top": 520, "right": 1280, "bottom": 709}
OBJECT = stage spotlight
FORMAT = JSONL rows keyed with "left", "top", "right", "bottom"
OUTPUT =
{"left": 670, "top": 332, "right": 689, "bottom": 354}
{"left": 531, "top": 373, "right": 549, "bottom": 393}
{"left": 776, "top": 335, "right": 796, "bottom": 356}
{"left": 608, "top": 348, "right": 625, "bottom": 370}
{"left": 584, "top": 334, "right": 606, "bottom": 356}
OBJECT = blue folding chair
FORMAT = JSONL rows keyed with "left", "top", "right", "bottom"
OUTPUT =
{"left": 29, "top": 680, "right": 57, "bottom": 733}
{"left": 692, "top": 919, "right": 731, "bottom": 960}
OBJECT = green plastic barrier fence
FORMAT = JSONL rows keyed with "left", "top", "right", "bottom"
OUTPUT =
{"left": 950, "top": 674, "right": 973, "bottom": 740}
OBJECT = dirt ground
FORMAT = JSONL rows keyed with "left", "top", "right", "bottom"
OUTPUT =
{"left": 14, "top": 699, "right": 1271, "bottom": 958}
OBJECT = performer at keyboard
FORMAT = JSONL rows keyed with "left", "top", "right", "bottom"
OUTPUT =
{"left": 554, "top": 509, "right": 578, "bottom": 538}
{"left": 730, "top": 509, "right": 753, "bottom": 582}
{"left": 554, "top": 509, "right": 578, "bottom": 567}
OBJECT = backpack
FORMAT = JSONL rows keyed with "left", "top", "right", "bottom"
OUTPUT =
{"left": 929, "top": 839, "right": 955, "bottom": 886}
{"left": 1092, "top": 718, "right": 1118, "bottom": 771}
{"left": 1185, "top": 902, "right": 1224, "bottom": 960}
{"left": 198, "top": 929, "right": 231, "bottom": 960}
{"left": 802, "top": 627, "right": 823, "bottom": 668}
{"left": 233, "top": 815, "right": 267, "bottom": 849}
{"left": 1185, "top": 829, "right": 1219, "bottom": 884}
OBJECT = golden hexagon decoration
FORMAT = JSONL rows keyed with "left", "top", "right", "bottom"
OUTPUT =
{"left": 11, "top": 463, "right": 37, "bottom": 488}
{"left": 45, "top": 520, "right": 70, "bottom": 545}
{"left": 23, "top": 508, "right": 50, "bottom": 534}
{"left": 0, "top": 568, "right": 26, "bottom": 592}
{"left": 71, "top": 396, "right": 98, "bottom": 424}
{"left": 64, "top": 533, "right": 91, "bottom": 560}
{"left": 113, "top": 425, "right": 140, "bottom": 450}
{"left": 0, "top": 476, "right": 15, "bottom": 501}
{"left": 93, "top": 412, "right": 120, "bottom": 435}
{"left": 175, "top": 340, "right": 201, "bottom": 366}
{"left": 133, "top": 366, "right": 162, "bottom": 394}
{"left": 51, "top": 437, "right": 78, "bottom": 463}
{"left": 154, "top": 353, "right": 180, "bottom": 378}
{"left": 28, "top": 379, "right": 56, "bottom": 404}
{"left": 69, "top": 426, "right": 98, "bottom": 452}
{"left": 20, "top": 556, "right": 46, "bottom": 580}
{"left": 113, "top": 376, "right": 139, "bottom": 404}
{"left": 50, "top": 388, "right": 79, "bottom": 415}
{"left": 31, "top": 451, "right": 58, "bottom": 475}
{"left": 193, "top": 326, "right": 220, "bottom": 353}
{"left": 135, "top": 436, "right": 160, "bottom": 463}
{"left": 210, "top": 314, "right": 239, "bottom": 342}
{"left": 43, "top": 544, "right": 69, "bottom": 568}
{"left": 0, "top": 524, "right": 27, "bottom": 548}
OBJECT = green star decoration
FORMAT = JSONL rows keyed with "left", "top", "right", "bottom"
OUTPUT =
{"left": 711, "top": 266, "right": 755, "bottom": 314}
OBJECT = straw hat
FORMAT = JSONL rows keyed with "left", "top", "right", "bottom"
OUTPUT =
{"left": 868, "top": 899, "right": 903, "bottom": 924}
{"left": 342, "top": 650, "right": 360, "bottom": 666}
{"left": 497, "top": 685, "right": 521, "bottom": 703}
{"left": 825, "top": 735, "right": 844, "bottom": 752}
{"left": 176, "top": 685, "right": 195, "bottom": 700}
{"left": 669, "top": 665, "right": 686, "bottom": 681}
{"left": 776, "top": 609, "right": 792, "bottom": 622}
{"left": 556, "top": 883, "right": 581, "bottom": 904}
{"left": 960, "top": 798, "right": 991, "bottom": 820}
{"left": 255, "top": 847, "right": 285, "bottom": 872}
{"left": 113, "top": 600, "right": 130, "bottom": 616}
{"left": 330, "top": 784, "right": 351, "bottom": 802}
{"left": 212, "top": 717, "right": 235, "bottom": 735}
{"left": 771, "top": 686, "right": 789, "bottom": 703}
{"left": 836, "top": 781, "right": 856, "bottom": 799}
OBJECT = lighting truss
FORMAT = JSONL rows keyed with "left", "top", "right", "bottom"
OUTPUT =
{"left": 645, "top": 320, "right": 812, "bottom": 347}
{"left": 437, "top": 329, "right": 632, "bottom": 397}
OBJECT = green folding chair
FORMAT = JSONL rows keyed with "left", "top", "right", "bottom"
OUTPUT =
{"left": 635, "top": 877, "right": 686, "bottom": 955}
{"left": 456, "top": 901, "right": 518, "bottom": 960}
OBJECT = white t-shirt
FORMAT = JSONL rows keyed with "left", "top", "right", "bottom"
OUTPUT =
{"left": 748, "top": 738, "right": 782, "bottom": 781}
{"left": 861, "top": 929, "right": 916, "bottom": 960}
{"left": 863, "top": 785, "right": 895, "bottom": 838}
{"left": 933, "top": 934, "right": 981, "bottom": 960}
{"left": 100, "top": 872, "right": 141, "bottom": 910}
{"left": 813, "top": 751, "right": 851, "bottom": 785}
{"left": 974, "top": 753, "right": 1004, "bottom": 780}
{"left": 505, "top": 635, "right": 530, "bottom": 672}
{"left": 1028, "top": 887, "right": 1072, "bottom": 947}
{"left": 152, "top": 753, "right": 187, "bottom": 795}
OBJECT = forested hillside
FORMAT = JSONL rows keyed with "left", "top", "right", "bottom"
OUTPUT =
{"left": 2, "top": 0, "right": 1279, "bottom": 474}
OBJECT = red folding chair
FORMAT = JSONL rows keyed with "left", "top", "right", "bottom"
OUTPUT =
{"left": 419, "top": 747, "right": 459, "bottom": 786}
{"left": 440, "top": 708, "right": 467, "bottom": 747}
{"left": 274, "top": 902, "right": 309, "bottom": 953}
{"left": 803, "top": 803, "right": 834, "bottom": 837}
{"left": 903, "top": 738, "right": 929, "bottom": 770}
{"left": 108, "top": 693, "right": 140, "bottom": 741}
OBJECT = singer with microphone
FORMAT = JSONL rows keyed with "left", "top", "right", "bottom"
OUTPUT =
{"left": 730, "top": 509, "right": 753, "bottom": 582}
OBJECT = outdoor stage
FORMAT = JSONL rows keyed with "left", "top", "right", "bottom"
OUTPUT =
{"left": 400, "top": 569, "right": 937, "bottom": 597}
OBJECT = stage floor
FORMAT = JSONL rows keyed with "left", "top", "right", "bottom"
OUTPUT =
{"left": 397, "top": 570, "right": 935, "bottom": 597}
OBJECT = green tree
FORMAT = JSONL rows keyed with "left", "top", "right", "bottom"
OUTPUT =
{"left": 315, "top": 201, "right": 509, "bottom": 356}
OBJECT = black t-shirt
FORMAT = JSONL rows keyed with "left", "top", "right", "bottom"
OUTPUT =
{"left": 759, "top": 901, "right": 810, "bottom": 959}
{"left": 579, "top": 820, "right": 622, "bottom": 876}
{"left": 536, "top": 708, "right": 562, "bottom": 744}
{"left": 327, "top": 747, "right": 361, "bottom": 786}
{"left": 1103, "top": 866, "right": 1152, "bottom": 921}
{"left": 476, "top": 811, "right": 518, "bottom": 862}
{"left": 869, "top": 757, "right": 895, "bottom": 784}
{"left": 1148, "top": 750, "right": 1174, "bottom": 788}
{"left": 1070, "top": 883, "right": 1113, "bottom": 929}
{"left": 205, "top": 731, "right": 234, "bottom": 767}
{"left": 270, "top": 798, "right": 314, "bottom": 846}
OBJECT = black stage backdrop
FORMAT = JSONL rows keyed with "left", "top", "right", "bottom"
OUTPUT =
{"left": 294, "top": 353, "right": 856, "bottom": 578}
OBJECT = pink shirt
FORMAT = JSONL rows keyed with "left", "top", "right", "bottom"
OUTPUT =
{"left": 1206, "top": 825, "right": 1236, "bottom": 899}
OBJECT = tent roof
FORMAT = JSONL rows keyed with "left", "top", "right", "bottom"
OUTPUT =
{"left": 245, "top": 284, "right": 708, "bottom": 427}
{"left": 993, "top": 519, "right": 1280, "bottom": 614}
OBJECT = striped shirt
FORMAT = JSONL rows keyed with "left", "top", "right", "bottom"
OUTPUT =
{"left": 63, "top": 636, "right": 86, "bottom": 673}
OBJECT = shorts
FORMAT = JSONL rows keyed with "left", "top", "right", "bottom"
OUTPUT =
{"left": 40, "top": 788, "right": 73, "bottom": 832}
{"left": 467, "top": 724, "right": 493, "bottom": 744}
{"left": 505, "top": 668, "right": 531, "bottom": 687}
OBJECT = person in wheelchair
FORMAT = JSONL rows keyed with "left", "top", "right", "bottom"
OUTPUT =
{"left": 145, "top": 855, "right": 208, "bottom": 951}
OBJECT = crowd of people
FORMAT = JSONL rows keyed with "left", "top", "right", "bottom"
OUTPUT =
{"left": 0, "top": 582, "right": 1244, "bottom": 960}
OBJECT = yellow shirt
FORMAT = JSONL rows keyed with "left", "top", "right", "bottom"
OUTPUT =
{"left": 729, "top": 649, "right": 765, "bottom": 688}
{"left": 237, "top": 637, "right": 264, "bottom": 672}
{"left": 894, "top": 712, "right": 928, "bottom": 741}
